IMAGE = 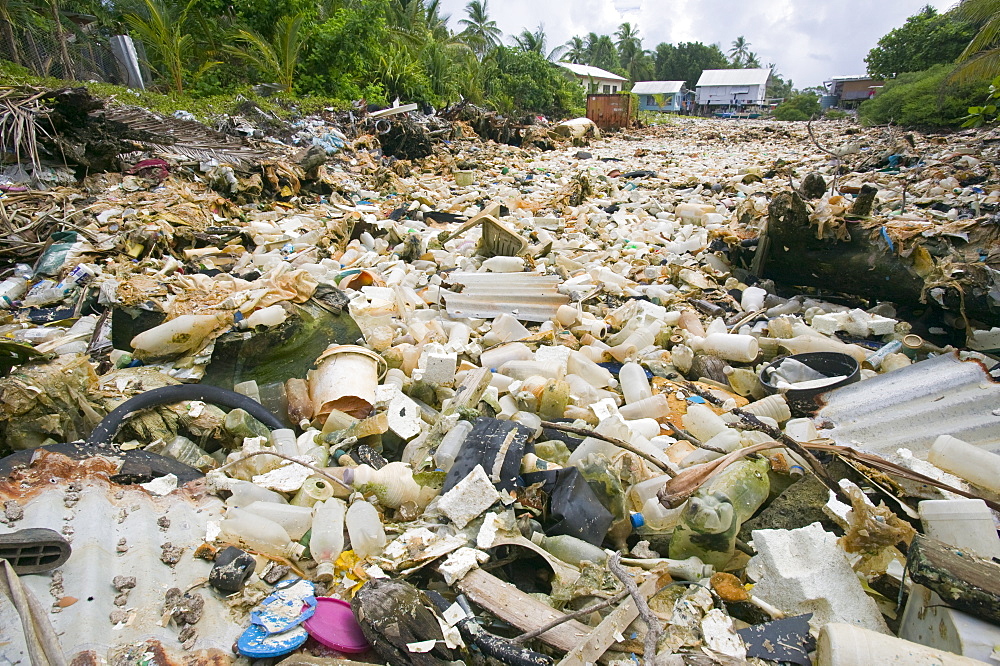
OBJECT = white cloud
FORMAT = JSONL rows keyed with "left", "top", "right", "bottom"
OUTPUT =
{"left": 438, "top": 0, "right": 961, "bottom": 87}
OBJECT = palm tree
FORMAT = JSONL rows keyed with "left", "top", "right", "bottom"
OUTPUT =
{"left": 953, "top": 0, "right": 1000, "bottom": 81}
{"left": 124, "top": 0, "right": 198, "bottom": 92}
{"left": 458, "top": 0, "right": 501, "bottom": 57}
{"left": 744, "top": 50, "right": 761, "bottom": 68}
{"left": 584, "top": 32, "right": 618, "bottom": 71}
{"left": 226, "top": 13, "right": 306, "bottom": 90}
{"left": 729, "top": 35, "right": 750, "bottom": 66}
{"left": 562, "top": 35, "right": 586, "bottom": 63}
{"left": 615, "top": 22, "right": 647, "bottom": 80}
{"left": 512, "top": 23, "right": 563, "bottom": 60}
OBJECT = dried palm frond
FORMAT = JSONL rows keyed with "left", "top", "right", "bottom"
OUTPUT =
{"left": 0, "top": 87, "right": 55, "bottom": 172}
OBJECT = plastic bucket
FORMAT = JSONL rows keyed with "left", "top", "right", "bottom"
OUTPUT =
{"left": 759, "top": 351, "right": 859, "bottom": 415}
{"left": 309, "top": 344, "right": 386, "bottom": 419}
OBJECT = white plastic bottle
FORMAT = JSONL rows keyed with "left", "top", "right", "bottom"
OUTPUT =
{"left": 225, "top": 479, "right": 289, "bottom": 508}
{"left": 928, "top": 436, "right": 1000, "bottom": 494}
{"left": 311, "top": 498, "right": 347, "bottom": 581}
{"left": 619, "top": 362, "right": 652, "bottom": 404}
{"left": 130, "top": 314, "right": 227, "bottom": 359}
{"left": 618, "top": 394, "right": 670, "bottom": 420}
{"left": 242, "top": 501, "right": 314, "bottom": 540}
{"left": 346, "top": 494, "right": 386, "bottom": 559}
{"left": 219, "top": 507, "right": 304, "bottom": 559}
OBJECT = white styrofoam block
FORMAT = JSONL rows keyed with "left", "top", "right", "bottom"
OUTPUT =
{"left": 747, "top": 522, "right": 890, "bottom": 634}
{"left": 422, "top": 352, "right": 458, "bottom": 386}
{"left": 867, "top": 315, "right": 897, "bottom": 336}
{"left": 810, "top": 313, "right": 844, "bottom": 335}
{"left": 438, "top": 465, "right": 500, "bottom": 528}
{"left": 535, "top": 344, "right": 572, "bottom": 374}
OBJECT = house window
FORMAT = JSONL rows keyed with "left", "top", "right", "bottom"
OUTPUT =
{"left": 602, "top": 84, "right": 611, "bottom": 93}
{"left": 612, "top": 85, "right": 617, "bottom": 92}
{"left": 647, "top": 95, "right": 656, "bottom": 106}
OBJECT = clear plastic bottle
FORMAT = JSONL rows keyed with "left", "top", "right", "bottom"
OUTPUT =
{"left": 669, "top": 457, "right": 770, "bottom": 568}
{"left": 310, "top": 498, "right": 347, "bottom": 581}
{"left": 291, "top": 475, "right": 339, "bottom": 505}
{"left": 0, "top": 264, "right": 31, "bottom": 308}
{"left": 346, "top": 494, "right": 386, "bottom": 559}
{"left": 219, "top": 507, "right": 304, "bottom": 559}
{"left": 530, "top": 532, "right": 608, "bottom": 566}
{"left": 242, "top": 501, "right": 314, "bottom": 540}
{"left": 434, "top": 420, "right": 474, "bottom": 472}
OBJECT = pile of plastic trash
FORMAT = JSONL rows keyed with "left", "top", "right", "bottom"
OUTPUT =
{"left": 0, "top": 110, "right": 999, "bottom": 666}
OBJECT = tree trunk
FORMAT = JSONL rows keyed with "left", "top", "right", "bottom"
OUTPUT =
{"left": 754, "top": 191, "right": 1000, "bottom": 327}
{"left": 47, "top": 0, "right": 75, "bottom": 80}
{"left": 1, "top": 19, "right": 21, "bottom": 66}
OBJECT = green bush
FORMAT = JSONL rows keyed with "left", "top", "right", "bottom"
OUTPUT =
{"left": 858, "top": 64, "right": 989, "bottom": 127}
{"left": 772, "top": 93, "right": 820, "bottom": 121}
{"left": 824, "top": 109, "right": 849, "bottom": 120}
{"left": 481, "top": 48, "right": 584, "bottom": 117}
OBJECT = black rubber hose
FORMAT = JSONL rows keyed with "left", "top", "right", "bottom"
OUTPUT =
{"left": 87, "top": 384, "right": 285, "bottom": 446}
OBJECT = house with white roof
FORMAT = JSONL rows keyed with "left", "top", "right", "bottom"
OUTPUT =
{"left": 695, "top": 68, "right": 771, "bottom": 109}
{"left": 631, "top": 81, "right": 690, "bottom": 112}
{"left": 557, "top": 62, "right": 628, "bottom": 94}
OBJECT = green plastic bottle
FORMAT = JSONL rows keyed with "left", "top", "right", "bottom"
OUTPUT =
{"left": 668, "top": 456, "right": 770, "bottom": 569}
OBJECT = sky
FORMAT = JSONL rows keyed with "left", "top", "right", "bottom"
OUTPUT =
{"left": 437, "top": 0, "right": 958, "bottom": 89}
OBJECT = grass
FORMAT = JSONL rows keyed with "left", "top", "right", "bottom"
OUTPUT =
{"left": 0, "top": 59, "right": 352, "bottom": 124}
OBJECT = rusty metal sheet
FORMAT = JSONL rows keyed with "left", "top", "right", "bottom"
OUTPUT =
{"left": 586, "top": 94, "right": 635, "bottom": 131}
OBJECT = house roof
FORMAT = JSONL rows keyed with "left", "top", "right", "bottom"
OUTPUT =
{"left": 695, "top": 68, "right": 771, "bottom": 88}
{"left": 631, "top": 81, "right": 685, "bottom": 95}
{"left": 557, "top": 62, "right": 627, "bottom": 82}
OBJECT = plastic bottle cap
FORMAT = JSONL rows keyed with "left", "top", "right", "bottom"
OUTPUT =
{"left": 529, "top": 531, "right": 544, "bottom": 546}
{"left": 630, "top": 512, "right": 645, "bottom": 529}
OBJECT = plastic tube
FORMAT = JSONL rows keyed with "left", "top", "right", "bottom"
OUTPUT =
{"left": 87, "top": 384, "right": 284, "bottom": 445}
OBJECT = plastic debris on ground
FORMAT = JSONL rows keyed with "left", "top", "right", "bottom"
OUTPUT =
{"left": 1, "top": 89, "right": 1000, "bottom": 665}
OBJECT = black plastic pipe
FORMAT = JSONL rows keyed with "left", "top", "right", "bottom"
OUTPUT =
{"left": 87, "top": 384, "right": 284, "bottom": 445}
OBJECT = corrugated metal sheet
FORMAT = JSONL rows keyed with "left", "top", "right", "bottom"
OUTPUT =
{"left": 631, "top": 81, "right": 684, "bottom": 95}
{"left": 816, "top": 352, "right": 1000, "bottom": 458}
{"left": 0, "top": 454, "right": 242, "bottom": 664}
{"left": 557, "top": 62, "right": 627, "bottom": 82}
{"left": 695, "top": 68, "right": 771, "bottom": 88}
{"left": 586, "top": 94, "right": 635, "bottom": 131}
{"left": 444, "top": 272, "right": 568, "bottom": 322}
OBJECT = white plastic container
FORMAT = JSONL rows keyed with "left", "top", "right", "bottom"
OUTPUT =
{"left": 479, "top": 342, "right": 533, "bottom": 370}
{"left": 219, "top": 507, "right": 305, "bottom": 560}
{"left": 130, "top": 314, "right": 226, "bottom": 359}
{"left": 311, "top": 498, "right": 347, "bottom": 581}
{"left": 346, "top": 461, "right": 431, "bottom": 508}
{"left": 918, "top": 499, "right": 1000, "bottom": 559}
{"left": 682, "top": 404, "right": 728, "bottom": 442}
{"left": 928, "top": 436, "right": 1000, "bottom": 494}
{"left": 740, "top": 286, "right": 767, "bottom": 312}
{"left": 242, "top": 501, "right": 314, "bottom": 540}
{"left": 619, "top": 362, "right": 652, "bottom": 404}
{"left": 742, "top": 394, "right": 791, "bottom": 423}
{"left": 309, "top": 344, "right": 384, "bottom": 419}
{"left": 567, "top": 350, "right": 616, "bottom": 388}
{"left": 694, "top": 333, "right": 760, "bottom": 363}
{"left": 816, "top": 623, "right": 985, "bottom": 666}
{"left": 225, "top": 479, "right": 289, "bottom": 508}
{"left": 346, "top": 495, "right": 387, "bottom": 559}
{"left": 618, "top": 394, "right": 670, "bottom": 420}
